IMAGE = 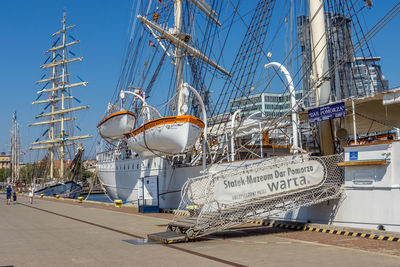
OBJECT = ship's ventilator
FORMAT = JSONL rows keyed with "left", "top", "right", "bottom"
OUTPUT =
{"left": 148, "top": 154, "right": 344, "bottom": 243}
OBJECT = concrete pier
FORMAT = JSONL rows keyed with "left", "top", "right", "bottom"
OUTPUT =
{"left": 1, "top": 195, "right": 400, "bottom": 266}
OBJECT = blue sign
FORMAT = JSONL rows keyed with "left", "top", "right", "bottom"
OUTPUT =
{"left": 308, "top": 102, "right": 346, "bottom": 123}
{"left": 349, "top": 151, "right": 358, "bottom": 161}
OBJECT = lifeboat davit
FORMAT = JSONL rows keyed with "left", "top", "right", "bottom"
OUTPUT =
{"left": 124, "top": 115, "right": 204, "bottom": 157}
{"left": 97, "top": 111, "right": 136, "bottom": 141}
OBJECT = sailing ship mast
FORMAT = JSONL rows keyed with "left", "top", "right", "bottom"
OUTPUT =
{"left": 174, "top": 0, "right": 184, "bottom": 115}
{"left": 308, "top": 0, "right": 335, "bottom": 155}
{"left": 308, "top": 0, "right": 374, "bottom": 155}
{"left": 11, "top": 112, "right": 20, "bottom": 184}
{"left": 29, "top": 11, "right": 91, "bottom": 180}
{"left": 137, "top": 0, "right": 229, "bottom": 116}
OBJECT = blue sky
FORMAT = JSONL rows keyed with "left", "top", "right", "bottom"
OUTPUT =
{"left": 0, "top": 0, "right": 399, "bottom": 161}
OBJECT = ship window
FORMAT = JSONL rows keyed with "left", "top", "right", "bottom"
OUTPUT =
{"left": 132, "top": 164, "right": 135, "bottom": 169}
{"left": 148, "top": 162, "right": 150, "bottom": 168}
{"left": 124, "top": 165, "right": 126, "bottom": 170}
{"left": 137, "top": 164, "right": 139, "bottom": 169}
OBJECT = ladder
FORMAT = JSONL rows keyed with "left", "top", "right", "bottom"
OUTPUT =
{"left": 149, "top": 153, "right": 344, "bottom": 243}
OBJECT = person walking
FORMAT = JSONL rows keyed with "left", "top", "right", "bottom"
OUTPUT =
{"left": 6, "top": 185, "right": 12, "bottom": 205}
{"left": 29, "top": 186, "right": 34, "bottom": 204}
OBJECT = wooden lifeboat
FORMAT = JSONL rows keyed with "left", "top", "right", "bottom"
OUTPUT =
{"left": 124, "top": 115, "right": 204, "bottom": 158}
{"left": 97, "top": 111, "right": 136, "bottom": 141}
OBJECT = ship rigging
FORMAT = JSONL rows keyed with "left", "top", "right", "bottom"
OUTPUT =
{"left": 29, "top": 12, "right": 91, "bottom": 186}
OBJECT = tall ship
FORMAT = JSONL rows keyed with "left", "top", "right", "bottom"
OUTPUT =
{"left": 29, "top": 12, "right": 91, "bottom": 198}
{"left": 97, "top": 0, "right": 400, "bottom": 236}
{"left": 10, "top": 112, "right": 21, "bottom": 185}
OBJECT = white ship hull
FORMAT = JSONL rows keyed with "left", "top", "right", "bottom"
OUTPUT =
{"left": 97, "top": 154, "right": 203, "bottom": 207}
{"left": 97, "top": 111, "right": 136, "bottom": 141}
{"left": 274, "top": 141, "right": 400, "bottom": 232}
{"left": 125, "top": 115, "right": 204, "bottom": 158}
{"left": 96, "top": 154, "right": 263, "bottom": 207}
{"left": 97, "top": 140, "right": 400, "bottom": 231}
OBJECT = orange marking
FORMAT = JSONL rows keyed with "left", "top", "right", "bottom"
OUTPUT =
{"left": 124, "top": 115, "right": 204, "bottom": 138}
{"left": 338, "top": 160, "right": 387, "bottom": 167}
{"left": 97, "top": 111, "right": 136, "bottom": 128}
{"left": 344, "top": 140, "right": 399, "bottom": 147}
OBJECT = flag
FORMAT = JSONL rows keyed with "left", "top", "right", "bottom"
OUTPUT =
{"left": 149, "top": 40, "right": 156, "bottom": 47}
{"left": 153, "top": 12, "right": 160, "bottom": 22}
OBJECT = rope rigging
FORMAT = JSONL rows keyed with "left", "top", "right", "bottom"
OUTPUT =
{"left": 96, "top": 0, "right": 400, "bottom": 164}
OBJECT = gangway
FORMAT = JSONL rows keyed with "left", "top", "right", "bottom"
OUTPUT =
{"left": 148, "top": 154, "right": 344, "bottom": 243}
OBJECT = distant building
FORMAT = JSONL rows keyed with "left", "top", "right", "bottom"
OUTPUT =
{"left": 0, "top": 152, "right": 11, "bottom": 169}
{"left": 53, "top": 160, "right": 72, "bottom": 169}
{"left": 230, "top": 90, "right": 303, "bottom": 118}
{"left": 297, "top": 13, "right": 388, "bottom": 106}
{"left": 351, "top": 57, "right": 389, "bottom": 97}
{"left": 297, "top": 15, "right": 313, "bottom": 107}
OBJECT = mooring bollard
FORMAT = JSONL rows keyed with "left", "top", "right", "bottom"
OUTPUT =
{"left": 114, "top": 200, "right": 123, "bottom": 208}
{"left": 56, "top": 195, "right": 60, "bottom": 200}
{"left": 78, "top": 196, "right": 84, "bottom": 203}
{"left": 40, "top": 194, "right": 44, "bottom": 198}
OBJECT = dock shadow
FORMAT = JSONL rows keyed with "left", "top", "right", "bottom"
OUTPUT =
{"left": 123, "top": 239, "right": 162, "bottom": 245}
{"left": 201, "top": 224, "right": 301, "bottom": 241}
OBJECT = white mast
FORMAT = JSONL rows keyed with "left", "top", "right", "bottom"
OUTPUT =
{"left": 60, "top": 11, "right": 67, "bottom": 178}
{"left": 11, "top": 114, "right": 14, "bottom": 183}
{"left": 174, "top": 0, "right": 185, "bottom": 115}
{"left": 308, "top": 0, "right": 334, "bottom": 155}
{"left": 11, "top": 112, "right": 20, "bottom": 184}
{"left": 50, "top": 37, "right": 56, "bottom": 179}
